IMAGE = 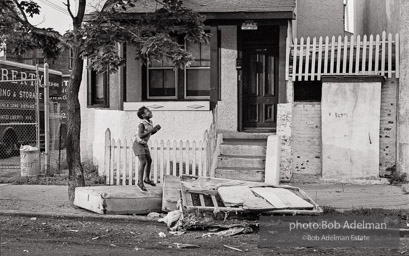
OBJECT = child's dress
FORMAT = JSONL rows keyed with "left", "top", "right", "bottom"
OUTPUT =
{"left": 133, "top": 119, "right": 154, "bottom": 156}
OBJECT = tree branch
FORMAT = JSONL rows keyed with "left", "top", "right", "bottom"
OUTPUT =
{"left": 12, "top": 0, "right": 30, "bottom": 24}
{"left": 1, "top": 1, "right": 30, "bottom": 27}
{"left": 64, "top": 0, "right": 76, "bottom": 20}
{"left": 74, "top": 0, "right": 86, "bottom": 27}
{"left": 1, "top": 3, "right": 68, "bottom": 47}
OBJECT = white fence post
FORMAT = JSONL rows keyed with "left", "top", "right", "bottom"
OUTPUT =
{"left": 104, "top": 129, "right": 111, "bottom": 184}
{"left": 285, "top": 32, "right": 399, "bottom": 81}
{"left": 106, "top": 135, "right": 212, "bottom": 185}
{"left": 265, "top": 135, "right": 281, "bottom": 186}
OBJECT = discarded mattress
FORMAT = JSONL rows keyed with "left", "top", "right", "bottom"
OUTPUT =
{"left": 74, "top": 186, "right": 162, "bottom": 215}
{"left": 166, "top": 175, "right": 322, "bottom": 215}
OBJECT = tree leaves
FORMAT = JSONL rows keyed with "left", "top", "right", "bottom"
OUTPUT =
{"left": 0, "top": 0, "right": 210, "bottom": 73}
{"left": 81, "top": 0, "right": 211, "bottom": 73}
{"left": 19, "top": 1, "right": 41, "bottom": 18}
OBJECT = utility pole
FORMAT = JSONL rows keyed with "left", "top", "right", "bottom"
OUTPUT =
{"left": 44, "top": 64, "right": 50, "bottom": 174}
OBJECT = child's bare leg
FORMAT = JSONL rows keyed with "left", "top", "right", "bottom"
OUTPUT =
{"left": 144, "top": 154, "right": 155, "bottom": 186}
{"left": 137, "top": 155, "right": 147, "bottom": 191}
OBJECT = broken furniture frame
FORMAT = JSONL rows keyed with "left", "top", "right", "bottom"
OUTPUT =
{"left": 179, "top": 175, "right": 323, "bottom": 215}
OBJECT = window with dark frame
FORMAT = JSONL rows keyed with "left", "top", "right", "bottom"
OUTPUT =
{"left": 88, "top": 68, "right": 109, "bottom": 107}
{"left": 148, "top": 58, "right": 177, "bottom": 99}
{"left": 185, "top": 41, "right": 210, "bottom": 98}
{"left": 146, "top": 36, "right": 211, "bottom": 100}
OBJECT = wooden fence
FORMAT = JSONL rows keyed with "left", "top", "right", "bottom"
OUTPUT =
{"left": 104, "top": 105, "right": 221, "bottom": 185}
{"left": 285, "top": 31, "right": 400, "bottom": 81}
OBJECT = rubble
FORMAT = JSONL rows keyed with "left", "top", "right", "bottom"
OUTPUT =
{"left": 172, "top": 175, "right": 322, "bottom": 214}
{"left": 157, "top": 175, "right": 322, "bottom": 233}
{"left": 73, "top": 174, "right": 322, "bottom": 234}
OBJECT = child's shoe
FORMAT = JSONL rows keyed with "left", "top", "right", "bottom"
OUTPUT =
{"left": 137, "top": 183, "right": 147, "bottom": 191}
{"left": 144, "top": 180, "right": 156, "bottom": 186}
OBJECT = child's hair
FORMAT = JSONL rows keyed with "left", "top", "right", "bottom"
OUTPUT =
{"left": 137, "top": 106, "right": 148, "bottom": 119}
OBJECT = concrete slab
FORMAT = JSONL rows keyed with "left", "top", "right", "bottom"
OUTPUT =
{"left": 162, "top": 175, "right": 181, "bottom": 212}
{"left": 74, "top": 186, "right": 162, "bottom": 215}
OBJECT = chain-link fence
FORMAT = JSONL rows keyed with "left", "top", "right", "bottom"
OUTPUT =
{"left": 0, "top": 80, "right": 39, "bottom": 168}
{"left": 48, "top": 102, "right": 67, "bottom": 172}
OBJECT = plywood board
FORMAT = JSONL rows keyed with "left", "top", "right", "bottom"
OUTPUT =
{"left": 251, "top": 187, "right": 313, "bottom": 209}
{"left": 162, "top": 175, "right": 182, "bottom": 212}
{"left": 322, "top": 81, "right": 381, "bottom": 180}
{"left": 217, "top": 186, "right": 273, "bottom": 210}
{"left": 74, "top": 186, "right": 162, "bottom": 215}
{"left": 182, "top": 176, "right": 268, "bottom": 192}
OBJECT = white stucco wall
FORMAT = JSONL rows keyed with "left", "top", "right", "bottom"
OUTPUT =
{"left": 217, "top": 26, "right": 238, "bottom": 132}
{"left": 80, "top": 98, "right": 213, "bottom": 173}
{"left": 79, "top": 67, "right": 95, "bottom": 163}
{"left": 296, "top": 0, "right": 345, "bottom": 38}
{"left": 97, "top": 109, "right": 211, "bottom": 172}
{"left": 354, "top": 0, "right": 399, "bottom": 36}
{"left": 397, "top": 0, "right": 409, "bottom": 177}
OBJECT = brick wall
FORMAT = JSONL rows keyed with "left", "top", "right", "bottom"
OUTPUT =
{"left": 380, "top": 78, "right": 398, "bottom": 175}
{"left": 292, "top": 102, "right": 322, "bottom": 176}
{"left": 277, "top": 103, "right": 293, "bottom": 181}
{"left": 291, "top": 78, "right": 397, "bottom": 178}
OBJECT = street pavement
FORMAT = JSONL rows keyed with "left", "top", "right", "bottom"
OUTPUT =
{"left": 0, "top": 183, "right": 407, "bottom": 221}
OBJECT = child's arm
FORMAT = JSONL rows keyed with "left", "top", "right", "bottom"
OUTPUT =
{"left": 150, "top": 125, "right": 161, "bottom": 135}
{"left": 138, "top": 123, "right": 159, "bottom": 138}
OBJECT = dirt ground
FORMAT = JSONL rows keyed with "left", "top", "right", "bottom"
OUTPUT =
{"left": 0, "top": 216, "right": 408, "bottom": 256}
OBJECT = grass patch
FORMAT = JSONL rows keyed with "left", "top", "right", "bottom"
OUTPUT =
{"left": 323, "top": 206, "right": 408, "bottom": 219}
{"left": 385, "top": 165, "right": 408, "bottom": 185}
{"left": 83, "top": 161, "right": 106, "bottom": 186}
{"left": 0, "top": 161, "right": 106, "bottom": 186}
{"left": 12, "top": 175, "right": 68, "bottom": 185}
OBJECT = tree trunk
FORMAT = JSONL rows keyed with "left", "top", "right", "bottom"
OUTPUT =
{"left": 66, "top": 45, "right": 85, "bottom": 203}
{"left": 65, "top": 0, "right": 87, "bottom": 204}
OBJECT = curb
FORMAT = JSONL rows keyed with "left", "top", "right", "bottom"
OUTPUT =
{"left": 0, "top": 210, "right": 159, "bottom": 223}
{"left": 1, "top": 211, "right": 408, "bottom": 237}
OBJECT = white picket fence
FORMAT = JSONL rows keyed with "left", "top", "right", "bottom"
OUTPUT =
{"left": 285, "top": 31, "right": 400, "bottom": 81}
{"left": 104, "top": 106, "right": 220, "bottom": 185}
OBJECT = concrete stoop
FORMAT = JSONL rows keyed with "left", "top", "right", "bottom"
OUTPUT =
{"left": 215, "top": 137, "right": 268, "bottom": 182}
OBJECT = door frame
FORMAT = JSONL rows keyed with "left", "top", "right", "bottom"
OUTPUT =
{"left": 237, "top": 25, "right": 284, "bottom": 132}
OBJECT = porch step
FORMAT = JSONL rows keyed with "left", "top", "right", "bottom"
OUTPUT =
{"left": 221, "top": 141, "right": 266, "bottom": 156}
{"left": 215, "top": 137, "right": 268, "bottom": 182}
{"left": 217, "top": 155, "right": 265, "bottom": 169}
{"left": 215, "top": 167, "right": 265, "bottom": 182}
{"left": 221, "top": 131, "right": 273, "bottom": 140}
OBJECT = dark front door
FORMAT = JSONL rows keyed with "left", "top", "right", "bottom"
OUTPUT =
{"left": 242, "top": 47, "right": 279, "bottom": 130}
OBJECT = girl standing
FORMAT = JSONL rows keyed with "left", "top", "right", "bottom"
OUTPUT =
{"left": 133, "top": 106, "right": 161, "bottom": 191}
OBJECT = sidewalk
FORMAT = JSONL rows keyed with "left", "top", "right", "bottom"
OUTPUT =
{"left": 0, "top": 183, "right": 408, "bottom": 221}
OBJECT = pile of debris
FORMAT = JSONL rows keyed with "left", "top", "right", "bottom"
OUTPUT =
{"left": 157, "top": 175, "right": 322, "bottom": 233}
{"left": 74, "top": 175, "right": 322, "bottom": 234}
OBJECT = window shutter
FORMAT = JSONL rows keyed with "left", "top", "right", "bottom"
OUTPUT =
{"left": 210, "top": 26, "right": 219, "bottom": 110}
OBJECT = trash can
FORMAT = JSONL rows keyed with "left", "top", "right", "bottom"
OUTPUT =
{"left": 20, "top": 145, "right": 41, "bottom": 177}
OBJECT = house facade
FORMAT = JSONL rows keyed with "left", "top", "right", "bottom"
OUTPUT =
{"left": 81, "top": 0, "right": 399, "bottom": 183}
{"left": 350, "top": 0, "right": 408, "bottom": 179}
